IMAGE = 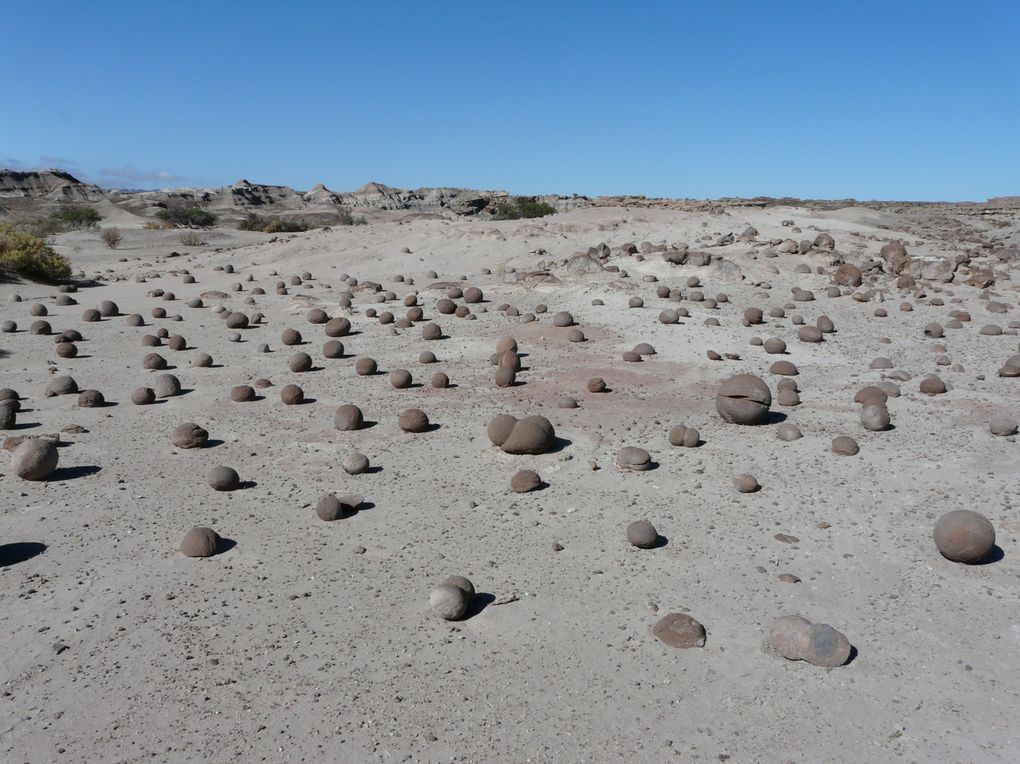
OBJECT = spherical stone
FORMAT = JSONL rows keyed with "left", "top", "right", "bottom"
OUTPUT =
{"left": 798, "top": 326, "right": 823, "bottom": 343}
{"left": 30, "top": 320, "right": 51, "bottom": 335}
{"left": 154, "top": 374, "right": 182, "bottom": 398}
{"left": 989, "top": 415, "right": 1018, "bottom": 436}
{"left": 776, "top": 423, "right": 803, "bottom": 441}
{"left": 419, "top": 350, "right": 438, "bottom": 364}
{"left": 934, "top": 510, "right": 996, "bottom": 564}
{"left": 734, "top": 473, "right": 759, "bottom": 493}
{"left": 464, "top": 286, "right": 483, "bottom": 303}
{"left": 334, "top": 404, "right": 364, "bottom": 431}
{"left": 307, "top": 308, "right": 328, "bottom": 324}
{"left": 801, "top": 623, "right": 853, "bottom": 667}
{"left": 82, "top": 309, "right": 101, "bottom": 322}
{"left": 668, "top": 425, "right": 699, "bottom": 447}
{"left": 587, "top": 377, "right": 607, "bottom": 393}
{"left": 496, "top": 336, "right": 518, "bottom": 355}
{"left": 498, "top": 350, "right": 522, "bottom": 371}
{"left": 389, "top": 369, "right": 412, "bottom": 389}
{"left": 854, "top": 386, "right": 887, "bottom": 407}
{"left": 860, "top": 404, "right": 891, "bottom": 431}
{"left": 320, "top": 340, "right": 344, "bottom": 359}
{"left": 495, "top": 367, "right": 516, "bottom": 387}
{"left": 777, "top": 389, "right": 800, "bottom": 407}
{"left": 633, "top": 343, "right": 656, "bottom": 356}
{"left": 168, "top": 335, "right": 186, "bottom": 351}
{"left": 626, "top": 520, "right": 658, "bottom": 548}
{"left": 225, "top": 312, "right": 249, "bottom": 329}
{"left": 421, "top": 322, "right": 442, "bottom": 340}
{"left": 923, "top": 322, "right": 944, "bottom": 338}
{"left": 180, "top": 527, "right": 222, "bottom": 557}
{"left": 869, "top": 356, "right": 893, "bottom": 370}
{"left": 622, "top": 351, "right": 641, "bottom": 362}
{"left": 289, "top": 352, "right": 313, "bottom": 373}
{"left": 0, "top": 320, "right": 16, "bottom": 332}
{"left": 406, "top": 306, "right": 424, "bottom": 322}
{"left": 131, "top": 387, "right": 156, "bottom": 405}
{"left": 652, "top": 613, "right": 706, "bottom": 649}
{"left": 280, "top": 384, "right": 304, "bottom": 405}
{"left": 617, "top": 446, "right": 652, "bottom": 471}
{"left": 324, "top": 317, "right": 351, "bottom": 337}
{"left": 656, "top": 308, "right": 681, "bottom": 324}
{"left": 744, "top": 307, "right": 764, "bottom": 325}
{"left": 44, "top": 375, "right": 78, "bottom": 397}
{"left": 11, "top": 438, "right": 58, "bottom": 480}
{"left": 0, "top": 404, "right": 15, "bottom": 430}
{"left": 557, "top": 396, "right": 578, "bottom": 409}
{"left": 98, "top": 300, "right": 119, "bottom": 317}
{"left": 553, "top": 311, "right": 574, "bottom": 327}
{"left": 191, "top": 352, "right": 213, "bottom": 368}
{"left": 28, "top": 303, "right": 47, "bottom": 316}
{"left": 919, "top": 375, "right": 947, "bottom": 395}
{"left": 430, "top": 372, "right": 449, "bottom": 388}
{"left": 230, "top": 385, "right": 255, "bottom": 402}
{"left": 142, "top": 334, "right": 161, "bottom": 347}
{"left": 511, "top": 469, "right": 542, "bottom": 493}
{"left": 143, "top": 352, "right": 167, "bottom": 370}
{"left": 208, "top": 466, "right": 240, "bottom": 491}
{"left": 487, "top": 414, "right": 517, "bottom": 447}
{"left": 769, "top": 360, "right": 798, "bottom": 376}
{"left": 430, "top": 584, "right": 470, "bottom": 620}
{"left": 355, "top": 357, "right": 377, "bottom": 376}
{"left": 77, "top": 389, "right": 105, "bottom": 408}
{"left": 770, "top": 615, "right": 813, "bottom": 660}
{"left": 831, "top": 436, "right": 859, "bottom": 456}
{"left": 763, "top": 337, "right": 786, "bottom": 354}
{"left": 56, "top": 341, "right": 77, "bottom": 358}
{"left": 316, "top": 493, "right": 362, "bottom": 521}
{"left": 171, "top": 422, "right": 208, "bottom": 449}
{"left": 342, "top": 452, "right": 370, "bottom": 475}
{"left": 566, "top": 327, "right": 587, "bottom": 343}
{"left": 398, "top": 408, "right": 429, "bottom": 433}
{"left": 281, "top": 328, "right": 302, "bottom": 346}
{"left": 628, "top": 296, "right": 644, "bottom": 308}
{"left": 716, "top": 374, "right": 772, "bottom": 425}
{"left": 436, "top": 298, "right": 456, "bottom": 315}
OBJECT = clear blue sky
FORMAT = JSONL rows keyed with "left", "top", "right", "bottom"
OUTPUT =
{"left": 3, "top": 1, "right": 1018, "bottom": 200}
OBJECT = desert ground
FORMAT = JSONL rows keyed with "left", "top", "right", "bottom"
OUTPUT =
{"left": 2, "top": 193, "right": 1019, "bottom": 763}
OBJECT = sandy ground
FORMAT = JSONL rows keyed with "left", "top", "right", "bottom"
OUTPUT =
{"left": 1, "top": 205, "right": 1018, "bottom": 763}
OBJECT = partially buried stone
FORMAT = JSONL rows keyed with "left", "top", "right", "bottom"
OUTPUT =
{"left": 652, "top": 613, "right": 706, "bottom": 649}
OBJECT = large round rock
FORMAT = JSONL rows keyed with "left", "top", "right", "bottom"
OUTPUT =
{"left": 933, "top": 510, "right": 996, "bottom": 564}
{"left": 716, "top": 374, "right": 772, "bottom": 425}
{"left": 11, "top": 438, "right": 59, "bottom": 480}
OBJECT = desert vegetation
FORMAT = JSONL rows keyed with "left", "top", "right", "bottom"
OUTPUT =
{"left": 0, "top": 223, "right": 72, "bottom": 281}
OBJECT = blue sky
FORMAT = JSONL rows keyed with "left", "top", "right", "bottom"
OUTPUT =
{"left": 2, "top": 1, "right": 1018, "bottom": 200}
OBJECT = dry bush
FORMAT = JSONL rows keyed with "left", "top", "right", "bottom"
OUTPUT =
{"left": 100, "top": 228, "right": 122, "bottom": 249}
{"left": 179, "top": 231, "right": 205, "bottom": 247}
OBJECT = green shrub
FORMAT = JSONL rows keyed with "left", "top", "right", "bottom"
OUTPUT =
{"left": 238, "top": 214, "right": 310, "bottom": 233}
{"left": 492, "top": 196, "right": 557, "bottom": 220}
{"left": 50, "top": 205, "right": 101, "bottom": 230}
{"left": 156, "top": 207, "right": 218, "bottom": 227}
{"left": 0, "top": 224, "right": 72, "bottom": 282}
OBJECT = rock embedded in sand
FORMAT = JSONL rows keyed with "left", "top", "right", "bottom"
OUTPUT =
{"left": 617, "top": 446, "right": 653, "bottom": 471}
{"left": 131, "top": 387, "right": 156, "bottom": 405}
{"left": 334, "top": 404, "right": 365, "bottom": 431}
{"left": 45, "top": 375, "right": 79, "bottom": 397}
{"left": 933, "top": 510, "right": 996, "bottom": 564}
{"left": 860, "top": 404, "right": 891, "bottom": 431}
{"left": 652, "top": 613, "right": 706, "bottom": 649}
{"left": 342, "top": 452, "right": 370, "bottom": 475}
{"left": 776, "top": 423, "right": 802, "bottom": 441}
{"left": 763, "top": 337, "right": 786, "bottom": 354}
{"left": 430, "top": 583, "right": 470, "bottom": 620}
{"left": 11, "top": 438, "right": 59, "bottom": 480}
{"left": 989, "top": 415, "right": 1018, "bottom": 436}
{"left": 208, "top": 466, "right": 240, "bottom": 491}
{"left": 831, "top": 436, "right": 859, "bottom": 456}
{"left": 398, "top": 408, "right": 430, "bottom": 433}
{"left": 919, "top": 375, "right": 947, "bottom": 395}
{"left": 77, "top": 389, "right": 105, "bottom": 408}
{"left": 316, "top": 493, "right": 362, "bottom": 521}
{"left": 716, "top": 374, "right": 772, "bottom": 425}
{"left": 769, "top": 360, "right": 798, "bottom": 376}
{"left": 429, "top": 372, "right": 449, "bottom": 388}
{"left": 553, "top": 311, "right": 574, "bottom": 327}
{"left": 230, "top": 385, "right": 255, "bottom": 402}
{"left": 171, "top": 422, "right": 208, "bottom": 449}
{"left": 280, "top": 384, "right": 304, "bottom": 405}
{"left": 669, "top": 425, "right": 699, "bottom": 447}
{"left": 770, "top": 616, "right": 851, "bottom": 667}
{"left": 510, "top": 469, "right": 542, "bottom": 493}
{"left": 487, "top": 414, "right": 556, "bottom": 455}
{"left": 421, "top": 322, "right": 442, "bottom": 340}
{"left": 324, "top": 317, "right": 351, "bottom": 337}
{"left": 180, "top": 527, "right": 223, "bottom": 557}
{"left": 587, "top": 377, "right": 607, "bottom": 393}
{"left": 225, "top": 312, "right": 249, "bottom": 329}
{"left": 626, "top": 520, "right": 658, "bottom": 548}
{"left": 154, "top": 374, "right": 182, "bottom": 398}
{"left": 734, "top": 473, "right": 759, "bottom": 493}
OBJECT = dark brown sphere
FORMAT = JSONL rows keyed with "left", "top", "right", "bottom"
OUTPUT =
{"left": 171, "top": 422, "right": 208, "bottom": 449}
{"left": 324, "top": 317, "right": 351, "bottom": 337}
{"left": 389, "top": 369, "right": 412, "bottom": 389}
{"left": 230, "top": 385, "right": 256, "bottom": 402}
{"left": 180, "top": 527, "right": 222, "bottom": 557}
{"left": 355, "top": 357, "right": 377, "bottom": 376}
{"left": 280, "top": 384, "right": 304, "bottom": 405}
{"left": 422, "top": 322, "right": 442, "bottom": 340}
{"left": 77, "top": 389, "right": 105, "bottom": 408}
{"left": 398, "top": 408, "right": 430, "bottom": 433}
{"left": 208, "top": 466, "right": 240, "bottom": 491}
{"left": 716, "top": 374, "right": 772, "bottom": 425}
{"left": 626, "top": 520, "right": 658, "bottom": 548}
{"left": 131, "top": 387, "right": 156, "bottom": 405}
